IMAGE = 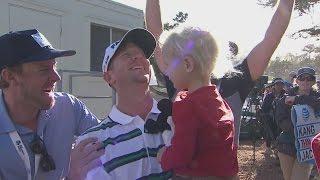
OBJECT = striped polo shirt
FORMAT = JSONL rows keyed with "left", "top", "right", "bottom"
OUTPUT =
{"left": 76, "top": 99, "right": 173, "bottom": 180}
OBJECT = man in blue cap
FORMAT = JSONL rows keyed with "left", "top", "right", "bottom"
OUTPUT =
{"left": 0, "top": 29, "right": 102, "bottom": 180}
{"left": 275, "top": 67, "right": 320, "bottom": 180}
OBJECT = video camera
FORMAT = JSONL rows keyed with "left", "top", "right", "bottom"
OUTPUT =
{"left": 240, "top": 75, "right": 269, "bottom": 153}
{"left": 248, "top": 75, "right": 268, "bottom": 105}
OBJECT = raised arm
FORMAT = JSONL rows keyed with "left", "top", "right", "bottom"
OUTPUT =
{"left": 145, "top": 0, "right": 166, "bottom": 73}
{"left": 247, "top": 0, "right": 295, "bottom": 81}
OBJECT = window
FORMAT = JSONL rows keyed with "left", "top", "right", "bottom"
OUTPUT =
{"left": 90, "top": 23, "right": 126, "bottom": 72}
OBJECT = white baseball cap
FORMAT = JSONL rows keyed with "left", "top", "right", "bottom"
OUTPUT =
{"left": 101, "top": 28, "right": 156, "bottom": 73}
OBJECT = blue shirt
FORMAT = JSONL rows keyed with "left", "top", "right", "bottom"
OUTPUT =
{"left": 0, "top": 92, "right": 99, "bottom": 180}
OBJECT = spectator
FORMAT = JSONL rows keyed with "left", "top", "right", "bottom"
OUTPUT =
{"left": 261, "top": 78, "right": 285, "bottom": 148}
{"left": 0, "top": 29, "right": 102, "bottom": 180}
{"left": 289, "top": 71, "right": 297, "bottom": 85}
{"left": 275, "top": 67, "right": 320, "bottom": 180}
{"left": 263, "top": 82, "right": 273, "bottom": 100}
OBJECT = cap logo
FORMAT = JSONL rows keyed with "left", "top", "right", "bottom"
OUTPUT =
{"left": 31, "top": 32, "right": 53, "bottom": 48}
{"left": 111, "top": 41, "right": 119, "bottom": 49}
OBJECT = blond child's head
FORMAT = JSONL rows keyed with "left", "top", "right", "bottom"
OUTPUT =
{"left": 161, "top": 27, "right": 218, "bottom": 90}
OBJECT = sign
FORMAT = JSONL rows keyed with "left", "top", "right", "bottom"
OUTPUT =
{"left": 291, "top": 105, "right": 320, "bottom": 164}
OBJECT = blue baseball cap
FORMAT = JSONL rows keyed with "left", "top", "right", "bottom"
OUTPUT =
{"left": 0, "top": 29, "right": 76, "bottom": 70}
{"left": 297, "top": 67, "right": 316, "bottom": 78}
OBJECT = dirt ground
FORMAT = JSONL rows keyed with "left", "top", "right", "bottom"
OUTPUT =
{"left": 238, "top": 140, "right": 283, "bottom": 180}
{"left": 238, "top": 140, "right": 319, "bottom": 180}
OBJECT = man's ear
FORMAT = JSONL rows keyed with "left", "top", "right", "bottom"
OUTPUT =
{"left": 183, "top": 55, "right": 195, "bottom": 73}
{"left": 1, "top": 68, "right": 16, "bottom": 83}
{"left": 103, "top": 71, "right": 116, "bottom": 86}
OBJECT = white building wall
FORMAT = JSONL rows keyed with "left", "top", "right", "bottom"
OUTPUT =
{"left": 0, "top": 0, "right": 145, "bottom": 119}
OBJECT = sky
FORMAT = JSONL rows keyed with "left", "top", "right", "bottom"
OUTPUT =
{"left": 112, "top": 0, "right": 319, "bottom": 59}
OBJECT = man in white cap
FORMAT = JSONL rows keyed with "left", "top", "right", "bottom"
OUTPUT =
{"left": 75, "top": 28, "right": 173, "bottom": 180}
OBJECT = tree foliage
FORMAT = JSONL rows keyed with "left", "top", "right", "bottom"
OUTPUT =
{"left": 257, "top": 0, "right": 320, "bottom": 14}
{"left": 265, "top": 51, "right": 320, "bottom": 80}
{"left": 257, "top": 0, "right": 320, "bottom": 40}
{"left": 292, "top": 26, "right": 320, "bottom": 40}
{"left": 163, "top": 12, "right": 188, "bottom": 31}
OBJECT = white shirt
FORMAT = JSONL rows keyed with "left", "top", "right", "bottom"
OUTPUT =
{"left": 76, "top": 99, "right": 173, "bottom": 180}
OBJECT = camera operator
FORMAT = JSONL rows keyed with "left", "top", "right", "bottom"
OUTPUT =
{"left": 263, "top": 83, "right": 273, "bottom": 100}
{"left": 261, "top": 78, "right": 286, "bottom": 148}
{"left": 275, "top": 67, "right": 320, "bottom": 180}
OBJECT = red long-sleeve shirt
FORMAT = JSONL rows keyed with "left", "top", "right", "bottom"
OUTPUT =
{"left": 161, "top": 86, "right": 238, "bottom": 177}
{"left": 312, "top": 133, "right": 320, "bottom": 172}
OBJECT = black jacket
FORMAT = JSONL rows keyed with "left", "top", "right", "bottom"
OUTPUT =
{"left": 275, "top": 87, "right": 320, "bottom": 134}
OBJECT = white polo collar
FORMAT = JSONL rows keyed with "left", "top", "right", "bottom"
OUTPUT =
{"left": 108, "top": 99, "right": 160, "bottom": 125}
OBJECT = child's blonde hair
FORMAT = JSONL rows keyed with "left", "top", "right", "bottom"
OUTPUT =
{"left": 162, "top": 27, "right": 219, "bottom": 77}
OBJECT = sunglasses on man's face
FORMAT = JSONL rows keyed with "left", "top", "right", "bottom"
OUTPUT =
{"left": 297, "top": 76, "right": 315, "bottom": 82}
{"left": 29, "top": 134, "right": 56, "bottom": 171}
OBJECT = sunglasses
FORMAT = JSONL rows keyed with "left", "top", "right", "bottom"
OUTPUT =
{"left": 29, "top": 134, "right": 56, "bottom": 171}
{"left": 297, "top": 76, "right": 315, "bottom": 82}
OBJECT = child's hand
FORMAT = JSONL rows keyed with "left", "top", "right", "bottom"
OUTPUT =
{"left": 157, "top": 147, "right": 167, "bottom": 162}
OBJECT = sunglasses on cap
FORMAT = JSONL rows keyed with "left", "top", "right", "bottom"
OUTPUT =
{"left": 29, "top": 134, "right": 56, "bottom": 171}
{"left": 297, "top": 75, "right": 315, "bottom": 82}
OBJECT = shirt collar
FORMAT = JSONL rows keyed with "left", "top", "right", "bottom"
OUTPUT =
{"left": 0, "top": 91, "right": 16, "bottom": 134}
{"left": 109, "top": 99, "right": 160, "bottom": 125}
